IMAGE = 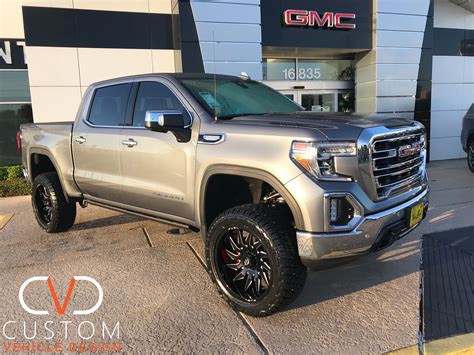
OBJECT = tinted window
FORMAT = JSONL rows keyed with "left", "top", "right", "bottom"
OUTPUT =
{"left": 132, "top": 81, "right": 190, "bottom": 127}
{"left": 0, "top": 104, "right": 33, "bottom": 166}
{"left": 179, "top": 78, "right": 302, "bottom": 119}
{"left": 88, "top": 83, "right": 132, "bottom": 126}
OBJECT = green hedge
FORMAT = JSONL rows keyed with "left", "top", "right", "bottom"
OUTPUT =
{"left": 0, "top": 179, "right": 31, "bottom": 197}
{"left": 0, "top": 165, "right": 30, "bottom": 197}
{"left": 0, "top": 165, "right": 24, "bottom": 181}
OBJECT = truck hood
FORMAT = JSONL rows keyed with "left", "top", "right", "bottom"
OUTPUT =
{"left": 220, "top": 112, "right": 414, "bottom": 140}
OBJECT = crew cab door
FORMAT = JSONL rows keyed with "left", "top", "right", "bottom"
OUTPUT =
{"left": 72, "top": 82, "right": 132, "bottom": 201}
{"left": 118, "top": 80, "right": 197, "bottom": 220}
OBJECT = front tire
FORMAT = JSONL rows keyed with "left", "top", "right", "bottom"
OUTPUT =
{"left": 468, "top": 140, "right": 474, "bottom": 173}
{"left": 32, "top": 172, "right": 76, "bottom": 233}
{"left": 205, "top": 204, "right": 306, "bottom": 317}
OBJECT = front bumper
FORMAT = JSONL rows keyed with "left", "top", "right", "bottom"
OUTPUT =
{"left": 296, "top": 188, "right": 429, "bottom": 267}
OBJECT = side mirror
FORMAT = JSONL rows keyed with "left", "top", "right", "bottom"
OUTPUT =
{"left": 144, "top": 110, "right": 192, "bottom": 143}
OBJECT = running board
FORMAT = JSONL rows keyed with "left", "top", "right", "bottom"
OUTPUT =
{"left": 84, "top": 199, "right": 199, "bottom": 232}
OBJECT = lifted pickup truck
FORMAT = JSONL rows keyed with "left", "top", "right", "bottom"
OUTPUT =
{"left": 461, "top": 103, "right": 474, "bottom": 172}
{"left": 20, "top": 73, "right": 429, "bottom": 316}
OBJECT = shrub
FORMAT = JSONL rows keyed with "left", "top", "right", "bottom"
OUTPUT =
{"left": 0, "top": 179, "right": 31, "bottom": 197}
{"left": 0, "top": 167, "right": 7, "bottom": 181}
{"left": 0, "top": 165, "right": 23, "bottom": 181}
{"left": 6, "top": 165, "right": 23, "bottom": 180}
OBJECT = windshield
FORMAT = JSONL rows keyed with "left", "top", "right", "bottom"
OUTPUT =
{"left": 179, "top": 78, "right": 303, "bottom": 119}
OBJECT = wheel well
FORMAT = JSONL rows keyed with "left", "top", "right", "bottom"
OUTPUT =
{"left": 30, "top": 154, "right": 57, "bottom": 180}
{"left": 469, "top": 133, "right": 474, "bottom": 146}
{"left": 203, "top": 174, "right": 295, "bottom": 230}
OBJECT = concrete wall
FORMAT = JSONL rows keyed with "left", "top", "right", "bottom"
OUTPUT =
{"left": 190, "top": 0, "right": 262, "bottom": 79}
{"left": 430, "top": 0, "right": 474, "bottom": 160}
{"left": 23, "top": 0, "right": 177, "bottom": 123}
{"left": 355, "top": 0, "right": 431, "bottom": 118}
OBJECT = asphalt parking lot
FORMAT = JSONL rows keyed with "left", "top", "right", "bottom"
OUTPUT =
{"left": 0, "top": 159, "right": 473, "bottom": 353}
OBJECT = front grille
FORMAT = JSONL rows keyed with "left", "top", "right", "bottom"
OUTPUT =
{"left": 371, "top": 127, "right": 426, "bottom": 199}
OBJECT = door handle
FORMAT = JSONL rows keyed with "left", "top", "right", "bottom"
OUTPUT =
{"left": 75, "top": 136, "right": 86, "bottom": 144}
{"left": 122, "top": 139, "right": 138, "bottom": 147}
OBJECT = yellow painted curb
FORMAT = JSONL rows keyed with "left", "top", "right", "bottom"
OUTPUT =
{"left": 388, "top": 333, "right": 474, "bottom": 355}
{"left": 425, "top": 333, "right": 474, "bottom": 354}
{"left": 0, "top": 214, "right": 14, "bottom": 230}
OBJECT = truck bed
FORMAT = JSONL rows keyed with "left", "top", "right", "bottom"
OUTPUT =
{"left": 20, "top": 122, "right": 77, "bottom": 195}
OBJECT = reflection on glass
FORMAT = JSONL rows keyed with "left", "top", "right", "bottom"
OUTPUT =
{"left": 263, "top": 59, "right": 354, "bottom": 81}
{"left": 301, "top": 94, "right": 335, "bottom": 112}
{"left": 298, "top": 60, "right": 354, "bottom": 81}
{"left": 263, "top": 59, "right": 296, "bottom": 80}
{"left": 0, "top": 104, "right": 33, "bottom": 166}
{"left": 338, "top": 92, "right": 355, "bottom": 112}
{"left": 0, "top": 71, "right": 31, "bottom": 102}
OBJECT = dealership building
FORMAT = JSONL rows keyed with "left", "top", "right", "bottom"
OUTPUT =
{"left": 1, "top": 0, "right": 473, "bottom": 165}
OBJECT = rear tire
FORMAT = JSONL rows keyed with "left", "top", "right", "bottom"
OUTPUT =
{"left": 32, "top": 172, "right": 76, "bottom": 233}
{"left": 468, "top": 140, "right": 474, "bottom": 173}
{"left": 205, "top": 204, "right": 306, "bottom": 317}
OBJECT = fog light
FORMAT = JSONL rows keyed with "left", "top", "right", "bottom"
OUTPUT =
{"left": 329, "top": 197, "right": 354, "bottom": 226}
{"left": 324, "top": 193, "right": 363, "bottom": 232}
{"left": 330, "top": 199, "right": 339, "bottom": 222}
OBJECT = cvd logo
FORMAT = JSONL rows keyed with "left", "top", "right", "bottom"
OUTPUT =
{"left": 19, "top": 276, "right": 103, "bottom": 316}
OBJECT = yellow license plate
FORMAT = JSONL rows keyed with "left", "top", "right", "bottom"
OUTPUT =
{"left": 409, "top": 203, "right": 424, "bottom": 227}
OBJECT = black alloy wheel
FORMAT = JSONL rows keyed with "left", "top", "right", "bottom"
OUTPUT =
{"left": 32, "top": 172, "right": 76, "bottom": 233}
{"left": 206, "top": 204, "right": 306, "bottom": 317}
{"left": 35, "top": 184, "right": 53, "bottom": 224}
{"left": 215, "top": 227, "right": 272, "bottom": 302}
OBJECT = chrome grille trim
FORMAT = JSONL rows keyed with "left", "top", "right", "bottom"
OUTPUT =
{"left": 373, "top": 155, "right": 423, "bottom": 172}
{"left": 374, "top": 162, "right": 424, "bottom": 181}
{"left": 370, "top": 124, "right": 426, "bottom": 199}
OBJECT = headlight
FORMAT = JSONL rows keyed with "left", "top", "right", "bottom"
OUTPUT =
{"left": 291, "top": 141, "right": 356, "bottom": 181}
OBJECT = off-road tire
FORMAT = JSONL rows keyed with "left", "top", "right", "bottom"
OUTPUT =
{"left": 205, "top": 203, "right": 307, "bottom": 317}
{"left": 32, "top": 172, "right": 76, "bottom": 233}
{"left": 468, "top": 140, "right": 474, "bottom": 173}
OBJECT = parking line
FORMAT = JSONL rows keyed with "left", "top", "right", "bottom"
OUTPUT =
{"left": 186, "top": 241, "right": 272, "bottom": 355}
{"left": 142, "top": 227, "right": 154, "bottom": 248}
{"left": 0, "top": 214, "right": 14, "bottom": 230}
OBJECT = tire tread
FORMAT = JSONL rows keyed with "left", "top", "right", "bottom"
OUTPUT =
{"left": 32, "top": 172, "right": 76, "bottom": 233}
{"left": 206, "top": 203, "right": 306, "bottom": 317}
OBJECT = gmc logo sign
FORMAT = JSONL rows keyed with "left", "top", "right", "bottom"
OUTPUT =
{"left": 283, "top": 9, "right": 356, "bottom": 29}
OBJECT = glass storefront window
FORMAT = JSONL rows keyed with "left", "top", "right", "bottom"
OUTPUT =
{"left": 298, "top": 60, "right": 354, "bottom": 81}
{"left": 0, "top": 104, "right": 33, "bottom": 166}
{"left": 0, "top": 71, "right": 31, "bottom": 102}
{"left": 301, "top": 93, "right": 335, "bottom": 112}
{"left": 338, "top": 91, "right": 355, "bottom": 112}
{"left": 263, "top": 58, "right": 354, "bottom": 81}
{"left": 262, "top": 59, "right": 296, "bottom": 81}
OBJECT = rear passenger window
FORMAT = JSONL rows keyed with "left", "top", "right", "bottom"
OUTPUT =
{"left": 132, "top": 81, "right": 191, "bottom": 127}
{"left": 88, "top": 83, "right": 132, "bottom": 126}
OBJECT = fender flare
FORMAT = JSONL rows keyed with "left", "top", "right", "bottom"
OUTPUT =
{"left": 27, "top": 147, "right": 74, "bottom": 203}
{"left": 198, "top": 164, "right": 304, "bottom": 231}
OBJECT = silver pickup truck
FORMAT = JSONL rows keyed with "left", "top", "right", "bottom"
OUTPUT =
{"left": 19, "top": 73, "right": 429, "bottom": 316}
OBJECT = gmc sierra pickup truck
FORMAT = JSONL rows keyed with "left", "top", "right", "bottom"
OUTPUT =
{"left": 19, "top": 73, "right": 429, "bottom": 316}
{"left": 461, "top": 103, "right": 474, "bottom": 172}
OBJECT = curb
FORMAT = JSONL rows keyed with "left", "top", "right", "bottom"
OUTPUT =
{"left": 388, "top": 333, "right": 474, "bottom": 354}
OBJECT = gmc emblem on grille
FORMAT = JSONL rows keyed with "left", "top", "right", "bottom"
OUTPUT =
{"left": 398, "top": 143, "right": 422, "bottom": 158}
